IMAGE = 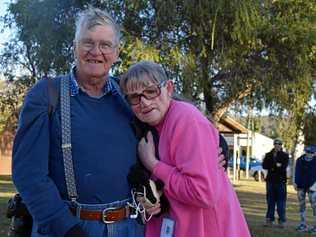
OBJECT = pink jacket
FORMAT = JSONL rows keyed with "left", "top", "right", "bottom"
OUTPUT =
{"left": 145, "top": 100, "right": 250, "bottom": 237}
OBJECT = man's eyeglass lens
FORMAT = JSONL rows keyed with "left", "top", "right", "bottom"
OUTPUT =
{"left": 81, "top": 40, "right": 116, "bottom": 54}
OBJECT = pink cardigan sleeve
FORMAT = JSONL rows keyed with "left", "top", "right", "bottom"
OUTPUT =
{"left": 153, "top": 108, "right": 222, "bottom": 208}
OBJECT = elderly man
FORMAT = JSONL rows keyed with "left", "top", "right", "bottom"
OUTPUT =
{"left": 262, "top": 138, "right": 289, "bottom": 228}
{"left": 12, "top": 7, "right": 226, "bottom": 237}
{"left": 12, "top": 7, "right": 143, "bottom": 237}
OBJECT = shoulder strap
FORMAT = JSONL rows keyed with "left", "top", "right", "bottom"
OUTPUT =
{"left": 46, "top": 77, "right": 59, "bottom": 118}
{"left": 60, "top": 75, "right": 78, "bottom": 201}
{"left": 46, "top": 75, "right": 78, "bottom": 201}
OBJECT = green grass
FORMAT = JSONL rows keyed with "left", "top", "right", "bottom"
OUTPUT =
{"left": 0, "top": 175, "right": 314, "bottom": 236}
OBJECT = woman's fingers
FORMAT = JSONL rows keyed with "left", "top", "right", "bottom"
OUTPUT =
{"left": 137, "top": 196, "right": 161, "bottom": 215}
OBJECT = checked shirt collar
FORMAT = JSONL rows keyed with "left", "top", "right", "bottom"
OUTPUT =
{"left": 69, "top": 67, "right": 116, "bottom": 97}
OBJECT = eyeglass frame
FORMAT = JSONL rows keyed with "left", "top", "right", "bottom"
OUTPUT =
{"left": 274, "top": 142, "right": 282, "bottom": 145}
{"left": 125, "top": 80, "right": 167, "bottom": 105}
{"left": 78, "top": 38, "right": 118, "bottom": 54}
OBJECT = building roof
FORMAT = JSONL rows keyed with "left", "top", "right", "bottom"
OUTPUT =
{"left": 214, "top": 116, "right": 248, "bottom": 134}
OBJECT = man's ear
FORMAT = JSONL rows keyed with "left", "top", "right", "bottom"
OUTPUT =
{"left": 166, "top": 80, "right": 174, "bottom": 97}
{"left": 114, "top": 46, "right": 120, "bottom": 61}
{"left": 73, "top": 40, "right": 78, "bottom": 62}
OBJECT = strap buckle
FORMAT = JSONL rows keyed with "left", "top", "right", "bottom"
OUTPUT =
{"left": 102, "top": 207, "right": 118, "bottom": 224}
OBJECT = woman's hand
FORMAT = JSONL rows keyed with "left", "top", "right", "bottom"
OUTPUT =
{"left": 138, "top": 131, "right": 159, "bottom": 172}
{"left": 218, "top": 147, "right": 226, "bottom": 169}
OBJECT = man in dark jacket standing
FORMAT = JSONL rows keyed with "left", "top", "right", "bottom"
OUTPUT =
{"left": 262, "top": 138, "right": 289, "bottom": 228}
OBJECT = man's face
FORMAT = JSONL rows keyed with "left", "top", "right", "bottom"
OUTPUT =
{"left": 274, "top": 142, "right": 282, "bottom": 151}
{"left": 74, "top": 25, "right": 119, "bottom": 79}
{"left": 306, "top": 151, "right": 314, "bottom": 158}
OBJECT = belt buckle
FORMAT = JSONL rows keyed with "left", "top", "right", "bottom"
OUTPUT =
{"left": 102, "top": 207, "right": 118, "bottom": 224}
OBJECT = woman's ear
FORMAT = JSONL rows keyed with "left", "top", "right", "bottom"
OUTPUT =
{"left": 166, "top": 80, "right": 174, "bottom": 97}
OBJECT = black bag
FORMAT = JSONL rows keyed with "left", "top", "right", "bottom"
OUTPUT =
{"left": 6, "top": 194, "right": 33, "bottom": 237}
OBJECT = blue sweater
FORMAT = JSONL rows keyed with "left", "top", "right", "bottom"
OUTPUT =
{"left": 12, "top": 73, "right": 138, "bottom": 236}
{"left": 295, "top": 155, "right": 316, "bottom": 190}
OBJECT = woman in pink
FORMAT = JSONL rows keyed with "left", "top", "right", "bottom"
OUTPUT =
{"left": 120, "top": 61, "right": 250, "bottom": 237}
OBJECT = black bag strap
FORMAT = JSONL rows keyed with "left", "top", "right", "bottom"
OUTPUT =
{"left": 46, "top": 76, "right": 59, "bottom": 118}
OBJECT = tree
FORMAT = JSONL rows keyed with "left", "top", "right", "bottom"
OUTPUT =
{"left": 0, "top": 0, "right": 315, "bottom": 144}
{"left": 303, "top": 108, "right": 316, "bottom": 145}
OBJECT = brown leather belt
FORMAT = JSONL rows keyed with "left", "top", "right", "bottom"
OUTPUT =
{"left": 70, "top": 206, "right": 130, "bottom": 224}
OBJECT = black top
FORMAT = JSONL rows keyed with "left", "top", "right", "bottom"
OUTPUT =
{"left": 262, "top": 149, "right": 289, "bottom": 183}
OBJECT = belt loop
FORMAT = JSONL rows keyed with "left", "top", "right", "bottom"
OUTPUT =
{"left": 76, "top": 204, "right": 82, "bottom": 218}
{"left": 125, "top": 205, "right": 130, "bottom": 218}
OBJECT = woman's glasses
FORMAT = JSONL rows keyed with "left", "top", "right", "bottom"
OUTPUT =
{"left": 125, "top": 81, "right": 166, "bottom": 105}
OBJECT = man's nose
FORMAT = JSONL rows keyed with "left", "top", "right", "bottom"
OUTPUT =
{"left": 89, "top": 44, "right": 102, "bottom": 55}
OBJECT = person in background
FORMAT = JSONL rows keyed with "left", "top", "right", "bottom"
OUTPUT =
{"left": 262, "top": 138, "right": 289, "bottom": 228}
{"left": 120, "top": 60, "right": 250, "bottom": 237}
{"left": 294, "top": 145, "right": 316, "bottom": 233}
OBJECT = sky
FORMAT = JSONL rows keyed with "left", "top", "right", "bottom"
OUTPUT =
{"left": 0, "top": 1, "right": 13, "bottom": 51}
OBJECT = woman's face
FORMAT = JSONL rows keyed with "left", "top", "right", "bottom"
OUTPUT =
{"left": 74, "top": 25, "right": 119, "bottom": 79}
{"left": 126, "top": 79, "right": 173, "bottom": 126}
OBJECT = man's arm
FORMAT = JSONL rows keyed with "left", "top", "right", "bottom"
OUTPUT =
{"left": 262, "top": 153, "right": 271, "bottom": 169}
{"left": 12, "top": 79, "right": 79, "bottom": 236}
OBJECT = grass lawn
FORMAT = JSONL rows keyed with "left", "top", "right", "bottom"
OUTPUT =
{"left": 0, "top": 175, "right": 314, "bottom": 237}
{"left": 234, "top": 177, "right": 313, "bottom": 237}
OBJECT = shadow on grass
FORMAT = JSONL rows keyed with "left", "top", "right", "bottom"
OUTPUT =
{"left": 0, "top": 175, "right": 15, "bottom": 236}
{"left": 0, "top": 175, "right": 12, "bottom": 182}
{"left": 249, "top": 224, "right": 311, "bottom": 237}
{"left": 0, "top": 198, "right": 10, "bottom": 236}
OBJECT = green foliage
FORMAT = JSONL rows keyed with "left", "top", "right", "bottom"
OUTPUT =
{"left": 303, "top": 109, "right": 316, "bottom": 145}
{"left": 0, "top": 0, "right": 315, "bottom": 140}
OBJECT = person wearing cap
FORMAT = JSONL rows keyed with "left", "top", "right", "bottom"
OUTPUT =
{"left": 294, "top": 145, "right": 316, "bottom": 233}
{"left": 262, "top": 138, "right": 289, "bottom": 228}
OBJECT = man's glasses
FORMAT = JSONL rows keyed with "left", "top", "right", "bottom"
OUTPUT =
{"left": 79, "top": 39, "right": 117, "bottom": 54}
{"left": 274, "top": 143, "right": 282, "bottom": 145}
{"left": 125, "top": 81, "right": 166, "bottom": 105}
